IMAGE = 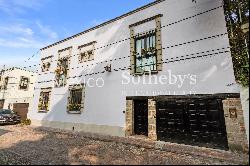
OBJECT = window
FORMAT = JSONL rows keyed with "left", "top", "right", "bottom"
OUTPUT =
{"left": 3, "top": 77, "right": 8, "bottom": 90}
{"left": 42, "top": 62, "right": 51, "bottom": 72}
{"left": 19, "top": 76, "right": 29, "bottom": 90}
{"left": 78, "top": 41, "right": 96, "bottom": 63}
{"left": 0, "top": 76, "right": 2, "bottom": 90}
{"left": 67, "top": 84, "right": 85, "bottom": 114}
{"left": 129, "top": 14, "right": 163, "bottom": 75}
{"left": 41, "top": 56, "right": 53, "bottom": 72}
{"left": 55, "top": 57, "right": 69, "bottom": 87}
{"left": 134, "top": 31, "right": 157, "bottom": 74}
{"left": 55, "top": 47, "right": 72, "bottom": 87}
{"left": 79, "top": 50, "right": 94, "bottom": 62}
{"left": 38, "top": 88, "right": 52, "bottom": 112}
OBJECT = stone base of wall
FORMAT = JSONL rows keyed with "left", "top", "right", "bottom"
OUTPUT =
{"left": 223, "top": 98, "right": 249, "bottom": 153}
{"left": 31, "top": 119, "right": 125, "bottom": 137}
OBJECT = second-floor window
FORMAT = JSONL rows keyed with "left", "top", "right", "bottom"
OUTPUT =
{"left": 3, "top": 77, "right": 8, "bottom": 90}
{"left": 134, "top": 31, "right": 157, "bottom": 74}
{"left": 41, "top": 56, "right": 53, "bottom": 72}
{"left": 19, "top": 76, "right": 29, "bottom": 90}
{"left": 78, "top": 41, "right": 96, "bottom": 63}
{"left": 55, "top": 57, "right": 69, "bottom": 87}
{"left": 0, "top": 76, "right": 2, "bottom": 90}
{"left": 129, "top": 14, "right": 163, "bottom": 75}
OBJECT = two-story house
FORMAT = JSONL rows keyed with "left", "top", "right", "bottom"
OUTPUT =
{"left": 0, "top": 67, "right": 37, "bottom": 120}
{"left": 28, "top": 0, "right": 248, "bottom": 152}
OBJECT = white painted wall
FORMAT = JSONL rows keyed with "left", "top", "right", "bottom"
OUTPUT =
{"left": 0, "top": 68, "right": 37, "bottom": 111}
{"left": 29, "top": 0, "right": 239, "bottom": 131}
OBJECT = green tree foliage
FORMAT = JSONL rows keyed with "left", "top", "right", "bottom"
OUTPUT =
{"left": 224, "top": 0, "right": 249, "bottom": 87}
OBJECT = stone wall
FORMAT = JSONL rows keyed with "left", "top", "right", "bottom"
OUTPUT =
{"left": 125, "top": 100, "right": 134, "bottom": 136}
{"left": 125, "top": 98, "right": 157, "bottom": 141}
{"left": 223, "top": 98, "right": 249, "bottom": 153}
{"left": 148, "top": 99, "right": 157, "bottom": 140}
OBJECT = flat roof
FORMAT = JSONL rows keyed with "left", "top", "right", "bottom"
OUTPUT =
{"left": 40, "top": 0, "right": 165, "bottom": 51}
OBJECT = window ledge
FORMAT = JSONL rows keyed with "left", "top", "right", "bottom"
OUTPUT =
{"left": 38, "top": 110, "right": 48, "bottom": 113}
{"left": 134, "top": 70, "right": 158, "bottom": 76}
{"left": 19, "top": 89, "right": 29, "bottom": 91}
{"left": 67, "top": 110, "right": 81, "bottom": 114}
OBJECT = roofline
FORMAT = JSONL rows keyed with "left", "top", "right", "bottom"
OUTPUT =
{"left": 0, "top": 67, "right": 37, "bottom": 74}
{"left": 40, "top": 0, "right": 166, "bottom": 51}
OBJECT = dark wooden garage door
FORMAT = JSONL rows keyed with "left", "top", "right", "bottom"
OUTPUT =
{"left": 0, "top": 100, "right": 4, "bottom": 109}
{"left": 134, "top": 100, "right": 148, "bottom": 136}
{"left": 13, "top": 103, "right": 29, "bottom": 120}
{"left": 156, "top": 98, "right": 228, "bottom": 150}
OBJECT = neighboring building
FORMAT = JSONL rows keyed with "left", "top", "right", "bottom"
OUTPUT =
{"left": 29, "top": 0, "right": 248, "bottom": 152}
{"left": 0, "top": 67, "right": 37, "bottom": 120}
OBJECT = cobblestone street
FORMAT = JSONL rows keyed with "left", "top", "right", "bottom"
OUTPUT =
{"left": 0, "top": 125, "right": 248, "bottom": 165}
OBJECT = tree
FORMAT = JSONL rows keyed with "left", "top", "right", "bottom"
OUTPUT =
{"left": 224, "top": 0, "right": 249, "bottom": 87}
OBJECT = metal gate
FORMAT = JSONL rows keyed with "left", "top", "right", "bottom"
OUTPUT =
{"left": 0, "top": 100, "right": 4, "bottom": 109}
{"left": 156, "top": 98, "right": 228, "bottom": 150}
{"left": 13, "top": 103, "right": 29, "bottom": 120}
{"left": 134, "top": 100, "right": 148, "bottom": 136}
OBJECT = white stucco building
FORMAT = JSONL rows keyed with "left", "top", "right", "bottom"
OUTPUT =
{"left": 29, "top": 0, "right": 248, "bottom": 152}
{"left": 0, "top": 67, "right": 37, "bottom": 120}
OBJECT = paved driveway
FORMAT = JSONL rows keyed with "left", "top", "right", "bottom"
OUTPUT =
{"left": 0, "top": 125, "right": 248, "bottom": 165}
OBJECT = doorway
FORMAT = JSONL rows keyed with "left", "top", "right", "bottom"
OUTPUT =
{"left": 134, "top": 100, "right": 148, "bottom": 136}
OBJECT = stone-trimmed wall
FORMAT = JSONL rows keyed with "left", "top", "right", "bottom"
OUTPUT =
{"left": 125, "top": 100, "right": 134, "bottom": 136}
{"left": 155, "top": 16, "right": 163, "bottom": 71}
{"left": 223, "top": 98, "right": 249, "bottom": 153}
{"left": 148, "top": 99, "right": 157, "bottom": 140}
{"left": 125, "top": 98, "right": 157, "bottom": 141}
{"left": 126, "top": 96, "right": 248, "bottom": 153}
{"left": 129, "top": 14, "right": 163, "bottom": 75}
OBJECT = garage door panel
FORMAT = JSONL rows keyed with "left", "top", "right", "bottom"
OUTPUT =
{"left": 13, "top": 103, "right": 29, "bottom": 120}
{"left": 156, "top": 98, "right": 228, "bottom": 150}
{"left": 0, "top": 100, "right": 4, "bottom": 109}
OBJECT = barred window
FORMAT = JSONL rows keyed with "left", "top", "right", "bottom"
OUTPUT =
{"left": 55, "top": 57, "right": 69, "bottom": 87}
{"left": 134, "top": 31, "right": 157, "bottom": 74}
{"left": 38, "top": 88, "right": 51, "bottom": 112}
{"left": 67, "top": 84, "right": 85, "bottom": 114}
{"left": 41, "top": 56, "right": 53, "bottom": 72}
{"left": 19, "top": 76, "right": 29, "bottom": 90}
{"left": 3, "top": 77, "right": 8, "bottom": 90}
{"left": 129, "top": 14, "right": 163, "bottom": 75}
{"left": 78, "top": 41, "right": 96, "bottom": 63}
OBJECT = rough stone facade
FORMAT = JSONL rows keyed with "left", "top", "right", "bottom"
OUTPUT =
{"left": 148, "top": 99, "right": 157, "bottom": 140}
{"left": 129, "top": 28, "right": 135, "bottom": 75}
{"left": 125, "top": 100, "right": 134, "bottom": 136}
{"left": 155, "top": 16, "right": 163, "bottom": 71}
{"left": 223, "top": 98, "right": 249, "bottom": 153}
